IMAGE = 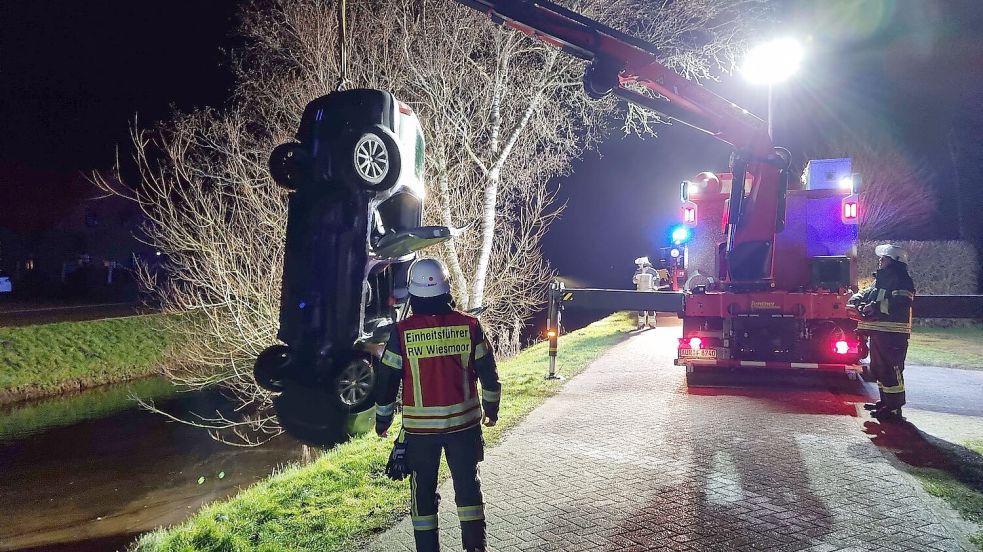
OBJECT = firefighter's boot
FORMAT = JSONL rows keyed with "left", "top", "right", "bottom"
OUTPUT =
{"left": 871, "top": 407, "right": 904, "bottom": 422}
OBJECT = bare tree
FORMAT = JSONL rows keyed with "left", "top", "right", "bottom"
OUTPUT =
{"left": 96, "top": 0, "right": 763, "bottom": 443}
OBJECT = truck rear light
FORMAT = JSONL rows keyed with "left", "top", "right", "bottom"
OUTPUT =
{"left": 682, "top": 201, "right": 698, "bottom": 227}
{"left": 841, "top": 194, "right": 859, "bottom": 225}
{"left": 689, "top": 337, "right": 703, "bottom": 349}
{"left": 833, "top": 340, "right": 849, "bottom": 355}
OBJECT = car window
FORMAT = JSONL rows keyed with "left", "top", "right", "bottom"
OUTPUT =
{"left": 415, "top": 129, "right": 425, "bottom": 180}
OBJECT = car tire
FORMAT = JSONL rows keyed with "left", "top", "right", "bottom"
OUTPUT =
{"left": 343, "top": 125, "right": 401, "bottom": 192}
{"left": 329, "top": 354, "right": 377, "bottom": 412}
{"left": 269, "top": 142, "right": 312, "bottom": 190}
{"left": 254, "top": 345, "right": 293, "bottom": 392}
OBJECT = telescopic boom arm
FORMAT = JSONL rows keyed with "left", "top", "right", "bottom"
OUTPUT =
{"left": 453, "top": 0, "right": 787, "bottom": 285}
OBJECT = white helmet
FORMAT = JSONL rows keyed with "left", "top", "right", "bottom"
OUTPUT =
{"left": 635, "top": 256, "right": 651, "bottom": 267}
{"left": 874, "top": 243, "right": 908, "bottom": 264}
{"left": 408, "top": 258, "right": 451, "bottom": 297}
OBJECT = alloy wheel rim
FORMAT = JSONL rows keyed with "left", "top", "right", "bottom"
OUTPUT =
{"left": 337, "top": 359, "right": 374, "bottom": 406}
{"left": 354, "top": 135, "right": 388, "bottom": 184}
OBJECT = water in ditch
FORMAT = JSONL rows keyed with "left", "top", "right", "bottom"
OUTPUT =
{"left": 0, "top": 378, "right": 317, "bottom": 552}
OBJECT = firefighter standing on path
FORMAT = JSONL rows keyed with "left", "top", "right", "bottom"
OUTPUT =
{"left": 633, "top": 256, "right": 658, "bottom": 329}
{"left": 848, "top": 244, "right": 916, "bottom": 422}
{"left": 375, "top": 258, "right": 501, "bottom": 552}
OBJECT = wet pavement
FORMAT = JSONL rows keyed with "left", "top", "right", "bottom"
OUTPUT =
{"left": 367, "top": 325, "right": 978, "bottom": 551}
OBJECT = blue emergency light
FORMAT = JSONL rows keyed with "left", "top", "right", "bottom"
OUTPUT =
{"left": 671, "top": 225, "right": 691, "bottom": 245}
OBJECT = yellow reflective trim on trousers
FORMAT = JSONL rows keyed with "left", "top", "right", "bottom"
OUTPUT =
{"left": 880, "top": 383, "right": 905, "bottom": 394}
{"left": 408, "top": 357, "right": 423, "bottom": 412}
{"left": 412, "top": 515, "right": 437, "bottom": 531}
{"left": 457, "top": 504, "right": 485, "bottom": 522}
{"left": 382, "top": 350, "right": 403, "bottom": 369}
{"left": 892, "top": 289, "right": 914, "bottom": 300}
{"left": 482, "top": 388, "right": 501, "bottom": 402}
{"left": 375, "top": 402, "right": 395, "bottom": 417}
{"left": 402, "top": 397, "right": 479, "bottom": 417}
{"left": 403, "top": 408, "right": 481, "bottom": 430}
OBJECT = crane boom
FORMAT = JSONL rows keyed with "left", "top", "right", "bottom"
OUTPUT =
{"left": 453, "top": 0, "right": 787, "bottom": 286}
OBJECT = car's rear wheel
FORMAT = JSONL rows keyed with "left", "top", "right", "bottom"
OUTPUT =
{"left": 344, "top": 125, "right": 401, "bottom": 191}
{"left": 269, "top": 142, "right": 312, "bottom": 190}
{"left": 254, "top": 345, "right": 293, "bottom": 392}
{"left": 332, "top": 356, "right": 376, "bottom": 411}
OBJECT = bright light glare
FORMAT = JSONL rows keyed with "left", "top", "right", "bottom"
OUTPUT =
{"left": 688, "top": 184, "right": 699, "bottom": 195}
{"left": 742, "top": 38, "right": 803, "bottom": 85}
{"left": 689, "top": 337, "right": 703, "bottom": 349}
{"left": 670, "top": 248, "right": 681, "bottom": 258}
{"left": 547, "top": 330, "right": 557, "bottom": 339}
{"left": 671, "top": 226, "right": 691, "bottom": 244}
{"left": 838, "top": 176, "right": 854, "bottom": 190}
{"left": 834, "top": 340, "right": 849, "bottom": 355}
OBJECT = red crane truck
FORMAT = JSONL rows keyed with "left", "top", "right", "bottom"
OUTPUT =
{"left": 452, "top": 0, "right": 982, "bottom": 384}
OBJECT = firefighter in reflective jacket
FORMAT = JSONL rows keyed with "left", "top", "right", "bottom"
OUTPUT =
{"left": 848, "top": 244, "right": 915, "bottom": 421}
{"left": 633, "top": 257, "right": 658, "bottom": 329}
{"left": 375, "top": 258, "right": 501, "bottom": 552}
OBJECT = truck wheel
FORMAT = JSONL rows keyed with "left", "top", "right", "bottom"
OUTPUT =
{"left": 269, "top": 142, "right": 312, "bottom": 190}
{"left": 254, "top": 345, "right": 293, "bottom": 392}
{"left": 332, "top": 356, "right": 376, "bottom": 411}
{"left": 344, "top": 125, "right": 401, "bottom": 192}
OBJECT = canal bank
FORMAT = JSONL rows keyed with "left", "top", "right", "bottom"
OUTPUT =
{"left": 0, "top": 314, "right": 179, "bottom": 406}
{"left": 0, "top": 377, "right": 305, "bottom": 552}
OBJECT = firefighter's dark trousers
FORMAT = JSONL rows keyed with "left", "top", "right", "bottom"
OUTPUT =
{"left": 869, "top": 331, "right": 908, "bottom": 411}
{"left": 405, "top": 425, "right": 485, "bottom": 552}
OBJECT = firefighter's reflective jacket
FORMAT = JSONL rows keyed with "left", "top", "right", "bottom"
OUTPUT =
{"left": 375, "top": 311, "right": 501, "bottom": 434}
{"left": 848, "top": 264, "right": 916, "bottom": 334}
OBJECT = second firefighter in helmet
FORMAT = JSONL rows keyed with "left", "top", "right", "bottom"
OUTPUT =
{"left": 375, "top": 258, "right": 501, "bottom": 552}
{"left": 848, "top": 244, "right": 915, "bottom": 422}
{"left": 632, "top": 257, "right": 658, "bottom": 329}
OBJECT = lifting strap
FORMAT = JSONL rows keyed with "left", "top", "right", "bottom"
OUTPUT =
{"left": 336, "top": 0, "right": 350, "bottom": 90}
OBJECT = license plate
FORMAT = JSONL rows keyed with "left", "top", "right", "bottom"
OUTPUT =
{"left": 679, "top": 348, "right": 717, "bottom": 359}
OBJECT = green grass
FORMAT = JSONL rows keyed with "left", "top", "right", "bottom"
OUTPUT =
{"left": 910, "top": 466, "right": 983, "bottom": 550}
{"left": 131, "top": 313, "right": 636, "bottom": 552}
{"left": 907, "top": 438, "right": 983, "bottom": 550}
{"left": 0, "top": 314, "right": 178, "bottom": 402}
{"left": 908, "top": 324, "right": 983, "bottom": 370}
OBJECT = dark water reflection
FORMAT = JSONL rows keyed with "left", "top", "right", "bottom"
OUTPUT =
{"left": 0, "top": 381, "right": 305, "bottom": 552}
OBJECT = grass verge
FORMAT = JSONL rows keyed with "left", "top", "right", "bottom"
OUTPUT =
{"left": 908, "top": 324, "right": 983, "bottom": 370}
{"left": 906, "top": 438, "right": 983, "bottom": 550}
{"left": 131, "top": 312, "right": 636, "bottom": 552}
{"left": 0, "top": 314, "right": 177, "bottom": 405}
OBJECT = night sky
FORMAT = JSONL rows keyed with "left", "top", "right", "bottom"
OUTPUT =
{"left": 2, "top": 0, "right": 982, "bottom": 288}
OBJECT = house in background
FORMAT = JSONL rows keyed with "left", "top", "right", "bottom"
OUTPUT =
{"left": 0, "top": 165, "right": 156, "bottom": 302}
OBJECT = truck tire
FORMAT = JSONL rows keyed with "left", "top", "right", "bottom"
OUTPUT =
{"left": 343, "top": 125, "right": 402, "bottom": 192}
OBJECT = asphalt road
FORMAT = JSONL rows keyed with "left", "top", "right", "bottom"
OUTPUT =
{"left": 902, "top": 364, "right": 983, "bottom": 417}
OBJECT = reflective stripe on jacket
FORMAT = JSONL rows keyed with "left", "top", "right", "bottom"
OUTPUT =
{"left": 848, "top": 264, "right": 916, "bottom": 335}
{"left": 376, "top": 310, "right": 499, "bottom": 434}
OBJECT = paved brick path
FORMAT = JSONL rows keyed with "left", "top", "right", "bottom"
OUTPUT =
{"left": 367, "top": 326, "right": 974, "bottom": 551}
